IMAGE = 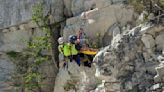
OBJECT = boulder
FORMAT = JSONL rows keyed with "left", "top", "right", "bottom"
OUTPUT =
{"left": 63, "top": 0, "right": 73, "bottom": 17}
{"left": 0, "top": 29, "right": 31, "bottom": 52}
{"left": 84, "top": 0, "right": 96, "bottom": 11}
{"left": 141, "top": 34, "right": 155, "bottom": 53}
{"left": 71, "top": 0, "right": 85, "bottom": 16}
{"left": 93, "top": 24, "right": 160, "bottom": 92}
{"left": 2, "top": 29, "right": 9, "bottom": 33}
{"left": 64, "top": 0, "right": 128, "bottom": 17}
{"left": 54, "top": 61, "right": 97, "bottom": 92}
{"left": 154, "top": 60, "right": 164, "bottom": 83}
{"left": 155, "top": 31, "right": 164, "bottom": 51}
{"left": 63, "top": 4, "right": 134, "bottom": 44}
{"left": 111, "top": 34, "right": 122, "bottom": 48}
{"left": 27, "top": 21, "right": 37, "bottom": 28}
{"left": 148, "top": 13, "right": 155, "bottom": 20}
{"left": 112, "top": 25, "right": 121, "bottom": 37}
{"left": 95, "top": 0, "right": 112, "bottom": 8}
{"left": 102, "top": 23, "right": 120, "bottom": 46}
{"left": 9, "top": 27, "right": 17, "bottom": 31}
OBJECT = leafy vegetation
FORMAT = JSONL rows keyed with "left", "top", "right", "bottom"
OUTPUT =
{"left": 95, "top": 78, "right": 102, "bottom": 87}
{"left": 128, "top": 0, "right": 164, "bottom": 13}
{"left": 23, "top": 2, "right": 51, "bottom": 91}
{"left": 88, "top": 32, "right": 102, "bottom": 49}
{"left": 7, "top": 2, "right": 54, "bottom": 92}
{"left": 128, "top": 0, "right": 164, "bottom": 24}
{"left": 160, "top": 0, "right": 164, "bottom": 6}
{"left": 128, "top": 0, "right": 145, "bottom": 13}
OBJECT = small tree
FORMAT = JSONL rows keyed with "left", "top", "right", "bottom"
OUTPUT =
{"left": 7, "top": 2, "right": 64, "bottom": 92}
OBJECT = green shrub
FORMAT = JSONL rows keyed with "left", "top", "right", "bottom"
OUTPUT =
{"left": 7, "top": 2, "right": 51, "bottom": 91}
{"left": 128, "top": 0, "right": 144, "bottom": 13}
{"left": 128, "top": 0, "right": 164, "bottom": 13}
{"left": 95, "top": 78, "right": 102, "bottom": 87}
{"left": 159, "top": 0, "right": 164, "bottom": 7}
{"left": 88, "top": 32, "right": 102, "bottom": 49}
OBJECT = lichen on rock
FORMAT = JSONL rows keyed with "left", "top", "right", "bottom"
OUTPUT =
{"left": 93, "top": 24, "right": 164, "bottom": 92}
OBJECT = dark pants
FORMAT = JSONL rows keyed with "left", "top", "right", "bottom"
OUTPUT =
{"left": 63, "top": 55, "right": 78, "bottom": 68}
{"left": 69, "top": 55, "right": 80, "bottom": 66}
{"left": 79, "top": 53, "right": 93, "bottom": 68}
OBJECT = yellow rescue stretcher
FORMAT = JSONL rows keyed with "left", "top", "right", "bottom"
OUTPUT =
{"left": 79, "top": 48, "right": 98, "bottom": 55}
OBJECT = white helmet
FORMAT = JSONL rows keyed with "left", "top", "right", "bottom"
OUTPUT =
{"left": 58, "top": 37, "right": 64, "bottom": 44}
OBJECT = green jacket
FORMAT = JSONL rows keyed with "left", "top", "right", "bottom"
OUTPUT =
{"left": 63, "top": 43, "right": 71, "bottom": 56}
{"left": 70, "top": 43, "right": 78, "bottom": 55}
{"left": 58, "top": 43, "right": 78, "bottom": 56}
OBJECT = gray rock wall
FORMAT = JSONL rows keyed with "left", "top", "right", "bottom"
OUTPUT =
{"left": 0, "top": 22, "right": 40, "bottom": 92}
{"left": 53, "top": 24, "right": 164, "bottom": 92}
{"left": 0, "top": 0, "right": 128, "bottom": 28}
{"left": 0, "top": 0, "right": 65, "bottom": 91}
{"left": 63, "top": 0, "right": 128, "bottom": 17}
{"left": 0, "top": 22, "right": 58, "bottom": 92}
{"left": 0, "top": 0, "right": 51, "bottom": 28}
{"left": 54, "top": 61, "right": 97, "bottom": 92}
{"left": 1, "top": 0, "right": 164, "bottom": 92}
{"left": 0, "top": 21, "right": 41, "bottom": 52}
{"left": 0, "top": 53, "right": 15, "bottom": 92}
{"left": 63, "top": 4, "right": 135, "bottom": 46}
{"left": 94, "top": 24, "right": 164, "bottom": 92}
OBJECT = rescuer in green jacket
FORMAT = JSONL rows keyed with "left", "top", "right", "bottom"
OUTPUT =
{"left": 58, "top": 36, "right": 79, "bottom": 68}
{"left": 68, "top": 35, "right": 80, "bottom": 66}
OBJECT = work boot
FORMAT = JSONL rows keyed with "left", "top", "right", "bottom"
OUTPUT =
{"left": 84, "top": 61, "right": 91, "bottom": 68}
{"left": 88, "top": 62, "right": 91, "bottom": 68}
{"left": 63, "top": 62, "right": 68, "bottom": 70}
{"left": 69, "top": 56, "right": 73, "bottom": 62}
{"left": 63, "top": 62, "right": 66, "bottom": 68}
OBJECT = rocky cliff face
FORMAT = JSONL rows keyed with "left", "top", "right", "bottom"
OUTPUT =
{"left": 0, "top": 22, "right": 57, "bottom": 92}
{"left": 0, "top": 22, "right": 35, "bottom": 92}
{"left": 0, "top": 0, "right": 64, "bottom": 91}
{"left": 0, "top": 53, "right": 15, "bottom": 92}
{"left": 0, "top": 0, "right": 164, "bottom": 92}
{"left": 0, "top": 0, "right": 52, "bottom": 28}
{"left": 63, "top": 0, "right": 135, "bottom": 46}
{"left": 54, "top": 23, "right": 164, "bottom": 92}
{"left": 0, "top": 0, "right": 128, "bottom": 29}
{"left": 53, "top": 1, "right": 164, "bottom": 92}
{"left": 94, "top": 24, "right": 164, "bottom": 92}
